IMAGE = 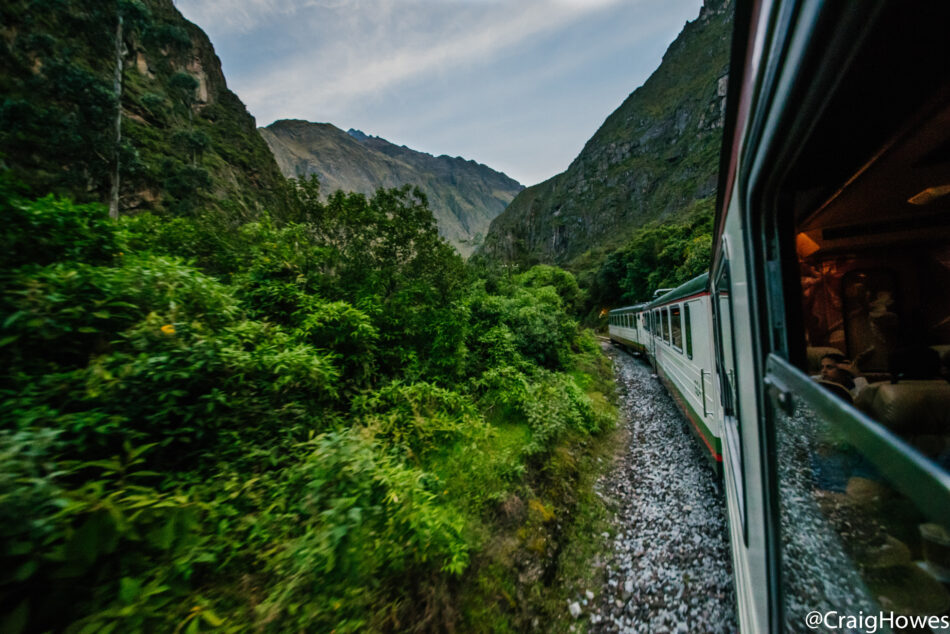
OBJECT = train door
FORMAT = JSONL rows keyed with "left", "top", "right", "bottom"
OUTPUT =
{"left": 713, "top": 255, "right": 746, "bottom": 534}
{"left": 648, "top": 309, "right": 658, "bottom": 373}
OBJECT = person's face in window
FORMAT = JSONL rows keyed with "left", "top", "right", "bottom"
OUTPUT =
{"left": 820, "top": 358, "right": 847, "bottom": 383}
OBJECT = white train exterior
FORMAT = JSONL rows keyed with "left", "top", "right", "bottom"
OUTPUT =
{"left": 609, "top": 275, "right": 723, "bottom": 473}
{"left": 611, "top": 1, "right": 950, "bottom": 631}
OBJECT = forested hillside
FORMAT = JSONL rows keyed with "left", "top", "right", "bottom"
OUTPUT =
{"left": 0, "top": 0, "right": 288, "bottom": 219}
{"left": 0, "top": 2, "right": 619, "bottom": 632}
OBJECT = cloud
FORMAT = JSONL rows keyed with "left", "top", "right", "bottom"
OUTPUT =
{"left": 177, "top": 0, "right": 631, "bottom": 123}
{"left": 174, "top": 0, "right": 702, "bottom": 184}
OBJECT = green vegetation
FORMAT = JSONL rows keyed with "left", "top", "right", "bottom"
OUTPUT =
{"left": 582, "top": 199, "right": 713, "bottom": 318}
{"left": 0, "top": 0, "right": 288, "bottom": 218}
{"left": 0, "top": 3, "right": 624, "bottom": 630}
{"left": 0, "top": 173, "right": 617, "bottom": 632}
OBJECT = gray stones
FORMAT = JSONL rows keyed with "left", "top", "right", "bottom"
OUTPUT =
{"left": 581, "top": 344, "right": 737, "bottom": 633}
{"left": 569, "top": 601, "right": 582, "bottom": 619}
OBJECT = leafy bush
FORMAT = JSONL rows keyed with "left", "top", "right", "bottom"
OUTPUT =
{"left": 255, "top": 430, "right": 468, "bottom": 632}
{"left": 0, "top": 182, "right": 615, "bottom": 632}
{"left": 468, "top": 283, "right": 577, "bottom": 370}
{"left": 355, "top": 382, "right": 484, "bottom": 459}
{"left": 0, "top": 187, "right": 118, "bottom": 269}
{"left": 0, "top": 430, "right": 212, "bottom": 633}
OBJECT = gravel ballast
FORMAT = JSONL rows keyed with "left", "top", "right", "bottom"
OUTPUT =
{"left": 582, "top": 343, "right": 737, "bottom": 633}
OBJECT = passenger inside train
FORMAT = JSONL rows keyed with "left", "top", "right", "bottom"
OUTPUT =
{"left": 773, "top": 32, "right": 950, "bottom": 621}
{"left": 812, "top": 352, "right": 868, "bottom": 401}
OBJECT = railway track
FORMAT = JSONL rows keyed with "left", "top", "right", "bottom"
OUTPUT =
{"left": 584, "top": 343, "right": 736, "bottom": 632}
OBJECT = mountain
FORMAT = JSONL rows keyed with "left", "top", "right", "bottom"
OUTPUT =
{"left": 260, "top": 120, "right": 523, "bottom": 256}
{"left": 0, "top": 0, "right": 288, "bottom": 219}
{"left": 476, "top": 0, "right": 733, "bottom": 270}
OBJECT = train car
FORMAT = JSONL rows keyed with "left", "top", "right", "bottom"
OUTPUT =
{"left": 607, "top": 302, "right": 648, "bottom": 354}
{"left": 717, "top": 0, "right": 950, "bottom": 631}
{"left": 645, "top": 273, "right": 722, "bottom": 474}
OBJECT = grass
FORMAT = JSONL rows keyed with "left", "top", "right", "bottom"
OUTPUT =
{"left": 437, "top": 338, "right": 627, "bottom": 632}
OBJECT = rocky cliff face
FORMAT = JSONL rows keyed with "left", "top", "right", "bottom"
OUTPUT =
{"left": 477, "top": 0, "right": 732, "bottom": 269}
{"left": 0, "top": 0, "right": 287, "bottom": 219}
{"left": 261, "top": 120, "right": 523, "bottom": 256}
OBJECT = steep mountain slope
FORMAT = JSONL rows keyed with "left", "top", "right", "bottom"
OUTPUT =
{"left": 261, "top": 120, "right": 523, "bottom": 256}
{"left": 477, "top": 0, "right": 732, "bottom": 269}
{"left": 0, "top": 0, "right": 288, "bottom": 219}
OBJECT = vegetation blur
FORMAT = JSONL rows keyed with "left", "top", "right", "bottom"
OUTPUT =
{"left": 0, "top": 168, "right": 617, "bottom": 632}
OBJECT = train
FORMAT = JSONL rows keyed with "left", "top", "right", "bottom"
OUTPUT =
{"left": 610, "top": 1, "right": 950, "bottom": 631}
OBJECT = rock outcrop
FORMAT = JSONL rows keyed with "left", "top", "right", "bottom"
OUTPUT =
{"left": 0, "top": 0, "right": 288, "bottom": 218}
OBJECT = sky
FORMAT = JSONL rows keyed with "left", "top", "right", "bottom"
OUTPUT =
{"left": 174, "top": 0, "right": 704, "bottom": 187}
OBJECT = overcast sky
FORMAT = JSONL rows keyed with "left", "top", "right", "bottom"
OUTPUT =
{"left": 174, "top": 0, "right": 704, "bottom": 186}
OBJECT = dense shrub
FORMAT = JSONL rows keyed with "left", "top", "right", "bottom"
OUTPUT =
{"left": 256, "top": 430, "right": 468, "bottom": 632}
{"left": 0, "top": 181, "right": 615, "bottom": 632}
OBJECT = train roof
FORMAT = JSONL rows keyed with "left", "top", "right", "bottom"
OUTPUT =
{"left": 649, "top": 272, "right": 709, "bottom": 308}
{"left": 608, "top": 302, "right": 648, "bottom": 315}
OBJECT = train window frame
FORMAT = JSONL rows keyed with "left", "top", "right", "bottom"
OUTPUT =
{"left": 761, "top": 217, "right": 950, "bottom": 549}
{"left": 756, "top": 106, "right": 950, "bottom": 538}
{"left": 684, "top": 302, "right": 693, "bottom": 359}
{"left": 661, "top": 307, "right": 670, "bottom": 344}
{"left": 746, "top": 10, "right": 950, "bottom": 620}
{"left": 670, "top": 304, "right": 684, "bottom": 353}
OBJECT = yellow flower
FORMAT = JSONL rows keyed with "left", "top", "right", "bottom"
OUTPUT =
{"left": 160, "top": 324, "right": 176, "bottom": 335}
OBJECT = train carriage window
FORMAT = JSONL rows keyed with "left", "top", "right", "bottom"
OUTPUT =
{"left": 760, "top": 29, "right": 950, "bottom": 628}
{"left": 670, "top": 305, "right": 683, "bottom": 352}
{"left": 684, "top": 303, "right": 693, "bottom": 359}
{"left": 661, "top": 308, "right": 670, "bottom": 344}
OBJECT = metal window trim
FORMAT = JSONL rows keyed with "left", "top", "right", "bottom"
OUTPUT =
{"left": 684, "top": 302, "right": 694, "bottom": 359}
{"left": 765, "top": 353, "right": 950, "bottom": 527}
